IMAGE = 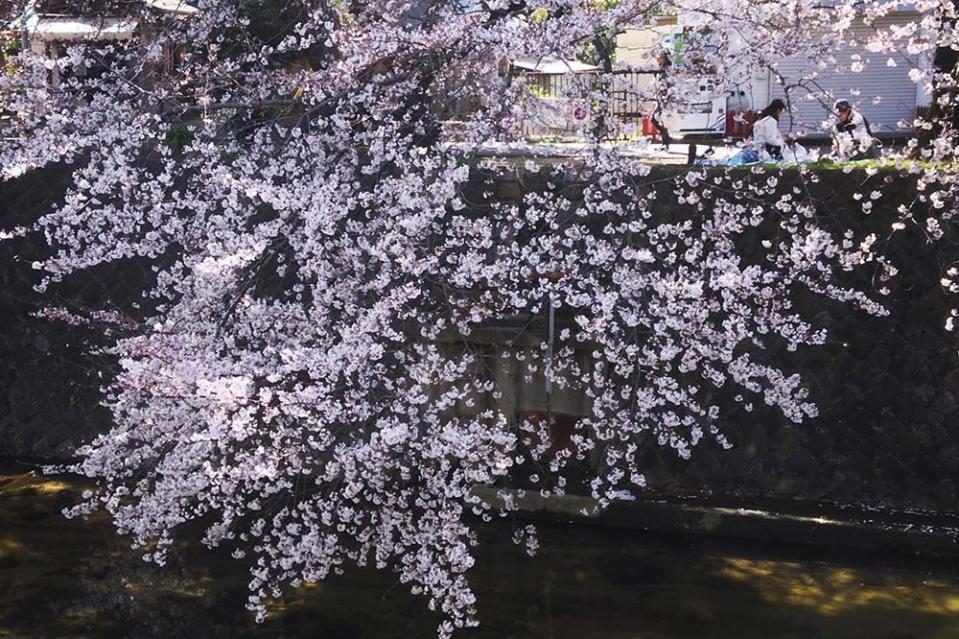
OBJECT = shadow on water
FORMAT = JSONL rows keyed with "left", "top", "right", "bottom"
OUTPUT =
{"left": 3, "top": 460, "right": 959, "bottom": 639}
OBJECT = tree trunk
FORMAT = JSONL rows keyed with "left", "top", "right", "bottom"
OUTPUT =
{"left": 918, "top": 7, "right": 959, "bottom": 151}
{"left": 590, "top": 30, "right": 615, "bottom": 141}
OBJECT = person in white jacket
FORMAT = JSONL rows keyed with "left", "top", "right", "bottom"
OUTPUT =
{"left": 751, "top": 99, "right": 788, "bottom": 161}
{"left": 832, "top": 100, "right": 879, "bottom": 160}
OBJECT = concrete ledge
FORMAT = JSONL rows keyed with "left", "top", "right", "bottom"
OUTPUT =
{"left": 475, "top": 487, "right": 959, "bottom": 559}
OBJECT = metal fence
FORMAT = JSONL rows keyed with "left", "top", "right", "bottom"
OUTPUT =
{"left": 439, "top": 69, "right": 751, "bottom": 140}
{"left": 515, "top": 70, "right": 656, "bottom": 118}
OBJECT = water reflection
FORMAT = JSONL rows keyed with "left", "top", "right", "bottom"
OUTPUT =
{"left": 719, "top": 557, "right": 959, "bottom": 616}
{"left": 3, "top": 462, "right": 959, "bottom": 639}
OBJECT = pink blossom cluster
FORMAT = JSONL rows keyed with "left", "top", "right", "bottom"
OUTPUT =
{"left": 2, "top": 0, "right": 957, "bottom": 635}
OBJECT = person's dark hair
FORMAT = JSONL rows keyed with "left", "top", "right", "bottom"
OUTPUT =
{"left": 834, "top": 100, "right": 851, "bottom": 113}
{"left": 759, "top": 99, "right": 787, "bottom": 121}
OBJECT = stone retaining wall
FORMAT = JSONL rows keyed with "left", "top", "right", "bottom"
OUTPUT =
{"left": 2, "top": 162, "right": 957, "bottom": 511}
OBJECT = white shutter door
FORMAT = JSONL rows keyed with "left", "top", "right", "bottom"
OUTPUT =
{"left": 768, "top": 14, "right": 920, "bottom": 135}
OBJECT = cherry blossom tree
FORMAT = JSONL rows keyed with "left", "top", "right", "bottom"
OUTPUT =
{"left": 1, "top": 0, "right": 957, "bottom": 635}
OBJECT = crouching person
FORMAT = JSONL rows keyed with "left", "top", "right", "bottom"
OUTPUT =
{"left": 833, "top": 100, "right": 880, "bottom": 161}
{"left": 752, "top": 99, "right": 787, "bottom": 161}
{"left": 749, "top": 99, "right": 809, "bottom": 163}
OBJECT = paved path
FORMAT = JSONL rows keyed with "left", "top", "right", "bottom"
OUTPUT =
{"left": 455, "top": 140, "right": 746, "bottom": 164}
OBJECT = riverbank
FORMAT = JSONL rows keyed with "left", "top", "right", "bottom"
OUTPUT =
{"left": 479, "top": 487, "right": 959, "bottom": 561}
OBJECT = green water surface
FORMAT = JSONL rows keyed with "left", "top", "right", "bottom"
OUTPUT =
{"left": 2, "top": 462, "right": 959, "bottom": 639}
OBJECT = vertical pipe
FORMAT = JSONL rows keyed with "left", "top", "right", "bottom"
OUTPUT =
{"left": 546, "top": 293, "right": 555, "bottom": 398}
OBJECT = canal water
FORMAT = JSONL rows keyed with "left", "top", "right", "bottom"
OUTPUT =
{"left": 3, "top": 460, "right": 959, "bottom": 639}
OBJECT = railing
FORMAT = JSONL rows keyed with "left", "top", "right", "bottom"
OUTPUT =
{"left": 516, "top": 69, "right": 657, "bottom": 118}
{"left": 439, "top": 69, "right": 757, "bottom": 141}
